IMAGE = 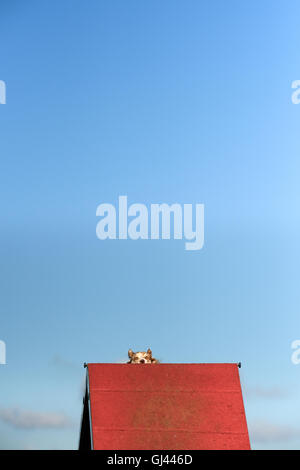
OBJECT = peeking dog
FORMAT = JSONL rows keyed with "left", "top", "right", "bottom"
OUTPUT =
{"left": 127, "top": 348, "right": 158, "bottom": 364}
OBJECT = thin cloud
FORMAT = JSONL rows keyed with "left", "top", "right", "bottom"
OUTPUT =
{"left": 0, "top": 408, "right": 73, "bottom": 430}
{"left": 250, "top": 420, "right": 300, "bottom": 443}
{"left": 50, "top": 354, "right": 81, "bottom": 371}
{"left": 245, "top": 385, "right": 288, "bottom": 400}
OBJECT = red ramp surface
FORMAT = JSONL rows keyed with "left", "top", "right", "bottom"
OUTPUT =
{"left": 79, "top": 363, "right": 250, "bottom": 450}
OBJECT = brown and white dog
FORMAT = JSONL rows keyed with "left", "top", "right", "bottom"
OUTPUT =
{"left": 127, "top": 348, "right": 158, "bottom": 364}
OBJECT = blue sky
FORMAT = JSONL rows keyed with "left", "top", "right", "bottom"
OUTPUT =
{"left": 0, "top": 0, "right": 300, "bottom": 449}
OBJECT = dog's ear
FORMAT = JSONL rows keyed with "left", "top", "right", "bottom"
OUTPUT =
{"left": 147, "top": 348, "right": 152, "bottom": 357}
{"left": 128, "top": 349, "right": 134, "bottom": 359}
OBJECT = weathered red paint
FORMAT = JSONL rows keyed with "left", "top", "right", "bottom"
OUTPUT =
{"left": 86, "top": 363, "right": 250, "bottom": 450}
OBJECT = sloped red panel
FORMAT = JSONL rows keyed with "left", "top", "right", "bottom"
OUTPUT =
{"left": 87, "top": 363, "right": 250, "bottom": 450}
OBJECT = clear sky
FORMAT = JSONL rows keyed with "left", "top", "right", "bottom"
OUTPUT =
{"left": 0, "top": 0, "right": 300, "bottom": 449}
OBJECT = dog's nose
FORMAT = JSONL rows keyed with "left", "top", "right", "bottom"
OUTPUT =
{"left": 140, "top": 359, "right": 145, "bottom": 364}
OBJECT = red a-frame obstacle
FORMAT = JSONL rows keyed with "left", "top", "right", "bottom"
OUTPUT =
{"left": 79, "top": 363, "right": 250, "bottom": 450}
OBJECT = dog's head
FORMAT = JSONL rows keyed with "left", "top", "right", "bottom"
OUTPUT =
{"left": 128, "top": 348, "right": 157, "bottom": 364}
